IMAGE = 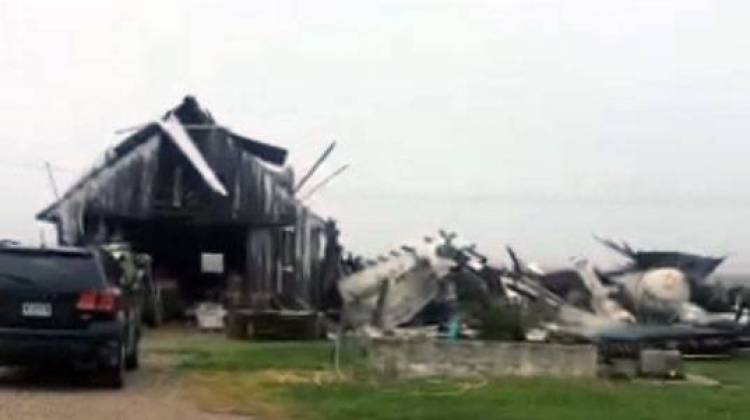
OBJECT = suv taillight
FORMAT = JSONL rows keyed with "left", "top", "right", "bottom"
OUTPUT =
{"left": 76, "top": 288, "right": 121, "bottom": 313}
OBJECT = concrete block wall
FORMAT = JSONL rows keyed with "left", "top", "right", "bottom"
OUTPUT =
{"left": 369, "top": 338, "right": 598, "bottom": 379}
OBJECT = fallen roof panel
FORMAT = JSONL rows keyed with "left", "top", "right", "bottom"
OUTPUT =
{"left": 158, "top": 115, "right": 228, "bottom": 196}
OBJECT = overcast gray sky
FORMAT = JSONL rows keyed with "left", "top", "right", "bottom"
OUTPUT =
{"left": 1, "top": 0, "right": 749, "bottom": 272}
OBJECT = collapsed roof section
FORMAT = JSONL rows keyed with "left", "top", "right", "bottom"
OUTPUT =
{"left": 596, "top": 237, "right": 725, "bottom": 284}
{"left": 167, "top": 96, "right": 288, "bottom": 166}
{"left": 37, "top": 96, "right": 298, "bottom": 245}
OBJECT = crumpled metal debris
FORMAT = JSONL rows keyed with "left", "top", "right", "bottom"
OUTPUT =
{"left": 595, "top": 237, "right": 736, "bottom": 326}
{"left": 338, "top": 239, "right": 457, "bottom": 332}
{"left": 339, "top": 232, "right": 747, "bottom": 357}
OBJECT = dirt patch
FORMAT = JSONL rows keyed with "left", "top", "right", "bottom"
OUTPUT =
{"left": 0, "top": 333, "right": 251, "bottom": 420}
{"left": 186, "top": 369, "right": 343, "bottom": 420}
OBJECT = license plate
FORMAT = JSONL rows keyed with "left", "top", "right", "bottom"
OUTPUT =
{"left": 22, "top": 302, "right": 52, "bottom": 318}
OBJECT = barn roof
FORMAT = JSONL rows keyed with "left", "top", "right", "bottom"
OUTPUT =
{"left": 37, "top": 96, "right": 289, "bottom": 222}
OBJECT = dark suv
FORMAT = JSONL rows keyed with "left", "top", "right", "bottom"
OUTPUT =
{"left": 0, "top": 246, "right": 141, "bottom": 388}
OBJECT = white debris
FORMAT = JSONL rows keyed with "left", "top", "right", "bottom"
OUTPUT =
{"left": 194, "top": 302, "right": 227, "bottom": 331}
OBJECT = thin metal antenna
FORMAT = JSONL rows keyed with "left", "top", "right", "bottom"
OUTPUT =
{"left": 44, "top": 161, "right": 60, "bottom": 200}
{"left": 295, "top": 141, "right": 336, "bottom": 193}
{"left": 300, "top": 164, "right": 349, "bottom": 201}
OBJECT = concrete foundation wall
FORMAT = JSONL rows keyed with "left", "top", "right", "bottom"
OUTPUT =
{"left": 369, "top": 339, "right": 598, "bottom": 379}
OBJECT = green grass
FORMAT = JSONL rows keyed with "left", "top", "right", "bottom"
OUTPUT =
{"left": 147, "top": 333, "right": 334, "bottom": 371}
{"left": 284, "top": 376, "right": 750, "bottom": 420}
{"left": 147, "top": 331, "right": 750, "bottom": 420}
{"left": 686, "top": 357, "right": 750, "bottom": 387}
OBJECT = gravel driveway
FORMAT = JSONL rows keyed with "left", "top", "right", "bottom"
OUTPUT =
{"left": 0, "top": 335, "right": 249, "bottom": 420}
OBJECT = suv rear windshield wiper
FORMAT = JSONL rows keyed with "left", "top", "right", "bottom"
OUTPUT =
{"left": 0, "top": 273, "right": 38, "bottom": 287}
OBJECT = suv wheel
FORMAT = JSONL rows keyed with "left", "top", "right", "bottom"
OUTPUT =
{"left": 125, "top": 340, "right": 140, "bottom": 370}
{"left": 104, "top": 341, "right": 125, "bottom": 389}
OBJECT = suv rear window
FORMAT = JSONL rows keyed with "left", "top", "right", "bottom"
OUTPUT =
{"left": 0, "top": 251, "right": 105, "bottom": 291}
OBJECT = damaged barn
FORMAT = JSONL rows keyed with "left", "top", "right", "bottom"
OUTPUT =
{"left": 36, "top": 96, "right": 344, "bottom": 336}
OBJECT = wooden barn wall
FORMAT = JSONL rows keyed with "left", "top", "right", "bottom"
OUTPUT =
{"left": 242, "top": 208, "right": 327, "bottom": 310}
{"left": 55, "top": 134, "right": 162, "bottom": 245}
{"left": 185, "top": 127, "right": 296, "bottom": 224}
{"left": 244, "top": 227, "right": 276, "bottom": 309}
{"left": 294, "top": 207, "right": 325, "bottom": 307}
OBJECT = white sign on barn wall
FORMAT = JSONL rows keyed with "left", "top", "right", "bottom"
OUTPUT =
{"left": 201, "top": 253, "right": 224, "bottom": 274}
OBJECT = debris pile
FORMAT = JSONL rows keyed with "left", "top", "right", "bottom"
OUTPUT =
{"left": 337, "top": 231, "right": 749, "bottom": 369}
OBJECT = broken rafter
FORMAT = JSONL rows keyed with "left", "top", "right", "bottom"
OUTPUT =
{"left": 299, "top": 164, "right": 349, "bottom": 201}
{"left": 295, "top": 141, "right": 336, "bottom": 193}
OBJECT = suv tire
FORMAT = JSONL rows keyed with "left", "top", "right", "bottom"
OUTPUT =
{"left": 125, "top": 341, "right": 140, "bottom": 371}
{"left": 104, "top": 341, "right": 125, "bottom": 389}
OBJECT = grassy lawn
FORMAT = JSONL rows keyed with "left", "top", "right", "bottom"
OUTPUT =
{"left": 146, "top": 331, "right": 750, "bottom": 420}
